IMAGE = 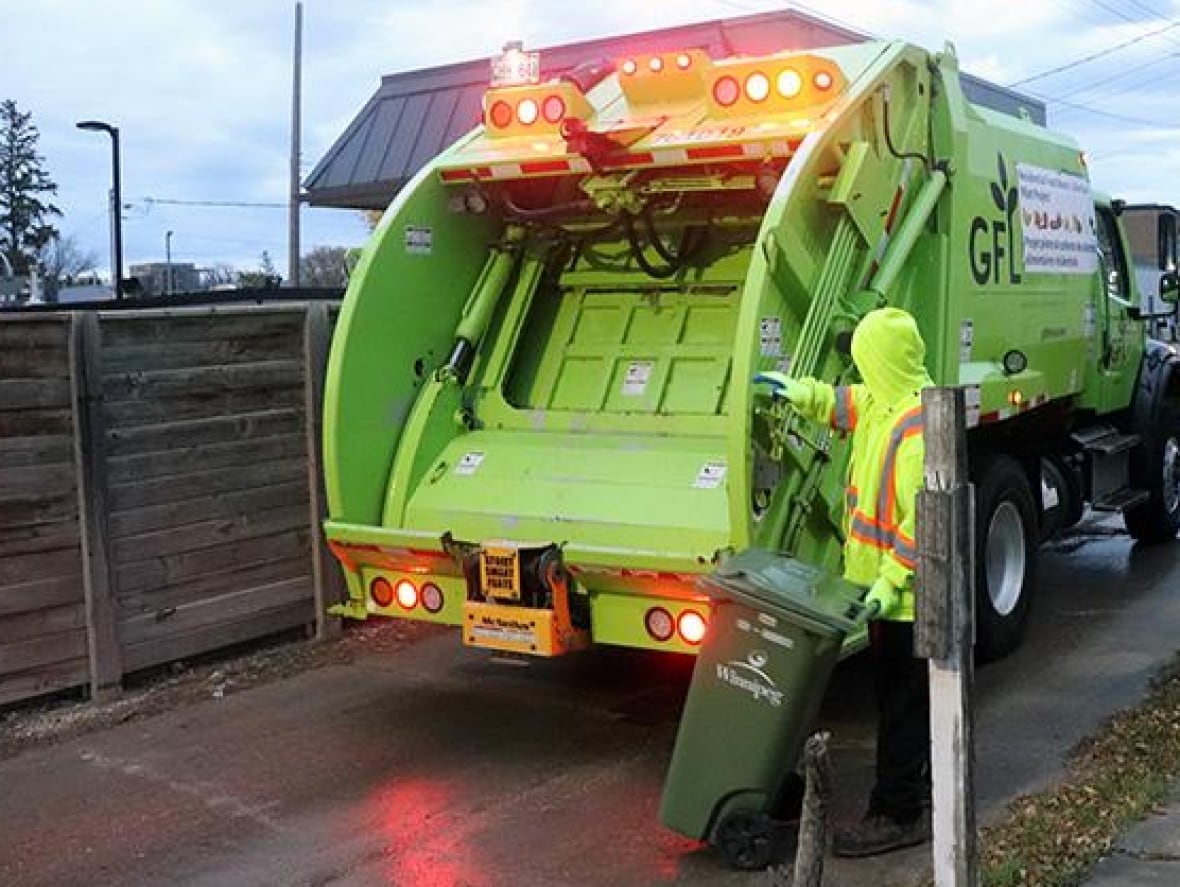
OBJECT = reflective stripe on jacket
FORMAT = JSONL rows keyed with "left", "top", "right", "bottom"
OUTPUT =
{"left": 792, "top": 379, "right": 925, "bottom": 621}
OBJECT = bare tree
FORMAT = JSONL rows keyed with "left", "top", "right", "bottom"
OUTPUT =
{"left": 299, "top": 245, "right": 352, "bottom": 287}
{"left": 37, "top": 234, "right": 98, "bottom": 299}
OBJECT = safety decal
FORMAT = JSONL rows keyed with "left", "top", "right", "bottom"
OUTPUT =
{"left": 759, "top": 316, "right": 783, "bottom": 357}
{"left": 694, "top": 460, "right": 728, "bottom": 489}
{"left": 964, "top": 385, "right": 982, "bottom": 428}
{"left": 454, "top": 452, "right": 485, "bottom": 476}
{"left": 404, "top": 225, "right": 433, "bottom": 255}
{"left": 959, "top": 319, "right": 974, "bottom": 363}
{"left": 622, "top": 360, "right": 654, "bottom": 396}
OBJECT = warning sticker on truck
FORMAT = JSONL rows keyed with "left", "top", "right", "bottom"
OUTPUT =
{"left": 1017, "top": 165, "right": 1097, "bottom": 275}
{"left": 694, "top": 460, "right": 727, "bottom": 489}
{"left": 455, "top": 452, "right": 485, "bottom": 475}
{"left": 404, "top": 225, "right": 433, "bottom": 255}
{"left": 622, "top": 360, "right": 653, "bottom": 396}
{"left": 759, "top": 316, "right": 783, "bottom": 357}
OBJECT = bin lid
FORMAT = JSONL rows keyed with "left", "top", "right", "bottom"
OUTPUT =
{"left": 700, "top": 549, "right": 865, "bottom": 639}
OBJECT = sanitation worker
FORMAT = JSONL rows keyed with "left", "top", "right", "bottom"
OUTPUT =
{"left": 755, "top": 306, "right": 932, "bottom": 857}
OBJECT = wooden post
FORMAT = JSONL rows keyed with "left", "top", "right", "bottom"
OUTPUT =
{"left": 304, "top": 302, "right": 343, "bottom": 640}
{"left": 915, "top": 387, "right": 977, "bottom": 887}
{"left": 70, "top": 312, "right": 124, "bottom": 699}
{"left": 792, "top": 731, "right": 833, "bottom": 887}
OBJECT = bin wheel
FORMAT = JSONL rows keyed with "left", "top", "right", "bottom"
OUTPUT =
{"left": 714, "top": 809, "right": 777, "bottom": 871}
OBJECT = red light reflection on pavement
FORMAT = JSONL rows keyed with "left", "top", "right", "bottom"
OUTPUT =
{"left": 364, "top": 776, "right": 491, "bottom": 887}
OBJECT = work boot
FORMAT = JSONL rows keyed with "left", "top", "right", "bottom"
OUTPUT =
{"left": 831, "top": 810, "right": 931, "bottom": 858}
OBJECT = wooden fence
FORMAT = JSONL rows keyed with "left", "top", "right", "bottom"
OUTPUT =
{"left": 0, "top": 303, "right": 343, "bottom": 706}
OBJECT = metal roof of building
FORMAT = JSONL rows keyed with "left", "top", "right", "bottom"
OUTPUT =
{"left": 305, "top": 9, "right": 1045, "bottom": 209}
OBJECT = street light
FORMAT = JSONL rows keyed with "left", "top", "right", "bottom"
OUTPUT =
{"left": 76, "top": 119, "right": 124, "bottom": 300}
{"left": 165, "top": 229, "right": 173, "bottom": 295}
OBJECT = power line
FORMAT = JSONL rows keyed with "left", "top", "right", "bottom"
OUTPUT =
{"left": 1007, "top": 17, "right": 1180, "bottom": 86}
{"left": 143, "top": 196, "right": 288, "bottom": 210}
{"left": 1039, "top": 91, "right": 1180, "bottom": 127}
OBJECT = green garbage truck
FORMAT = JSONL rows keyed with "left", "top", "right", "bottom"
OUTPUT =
{"left": 322, "top": 38, "right": 1180, "bottom": 662}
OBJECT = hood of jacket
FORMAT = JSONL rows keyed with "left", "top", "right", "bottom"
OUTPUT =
{"left": 850, "top": 307, "right": 933, "bottom": 408}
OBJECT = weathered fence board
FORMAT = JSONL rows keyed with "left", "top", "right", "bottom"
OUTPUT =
{"left": 117, "top": 557, "right": 310, "bottom": 619}
{"left": 99, "top": 309, "right": 316, "bottom": 674}
{"left": 106, "top": 407, "right": 304, "bottom": 457}
{"left": 0, "top": 304, "right": 342, "bottom": 706}
{"left": 0, "top": 317, "right": 90, "bottom": 705}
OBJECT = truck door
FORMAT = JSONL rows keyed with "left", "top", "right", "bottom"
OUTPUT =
{"left": 1093, "top": 205, "right": 1137, "bottom": 405}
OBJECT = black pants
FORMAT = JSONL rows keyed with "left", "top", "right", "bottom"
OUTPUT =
{"left": 867, "top": 620, "right": 930, "bottom": 822}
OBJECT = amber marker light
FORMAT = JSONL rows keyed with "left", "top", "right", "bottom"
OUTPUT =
{"left": 777, "top": 68, "right": 803, "bottom": 98}
{"left": 745, "top": 71, "right": 771, "bottom": 102}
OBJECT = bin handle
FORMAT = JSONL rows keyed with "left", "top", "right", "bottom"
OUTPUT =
{"left": 844, "top": 598, "right": 881, "bottom": 624}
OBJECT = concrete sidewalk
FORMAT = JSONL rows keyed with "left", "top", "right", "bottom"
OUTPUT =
{"left": 1084, "top": 788, "right": 1180, "bottom": 886}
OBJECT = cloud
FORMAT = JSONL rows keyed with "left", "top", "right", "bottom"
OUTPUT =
{"left": 2, "top": 0, "right": 1179, "bottom": 277}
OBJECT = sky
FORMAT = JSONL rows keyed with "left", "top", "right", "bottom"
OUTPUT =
{"left": 3, "top": 0, "right": 1180, "bottom": 281}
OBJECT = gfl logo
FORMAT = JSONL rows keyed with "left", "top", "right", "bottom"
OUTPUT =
{"left": 968, "top": 152, "right": 1023, "bottom": 287}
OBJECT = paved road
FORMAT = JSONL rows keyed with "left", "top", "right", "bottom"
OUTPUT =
{"left": 2, "top": 521, "right": 1179, "bottom": 887}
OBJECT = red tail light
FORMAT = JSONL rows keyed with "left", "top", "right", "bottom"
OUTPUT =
{"left": 813, "top": 70, "right": 833, "bottom": 91}
{"left": 395, "top": 579, "right": 419, "bottom": 610}
{"left": 677, "top": 610, "right": 708, "bottom": 645}
{"left": 489, "top": 100, "right": 513, "bottom": 128}
{"left": 713, "top": 76, "right": 740, "bottom": 107}
{"left": 648, "top": 56, "right": 664, "bottom": 73}
{"left": 675, "top": 53, "right": 693, "bottom": 70}
{"left": 370, "top": 577, "right": 395, "bottom": 608}
{"left": 621, "top": 58, "right": 638, "bottom": 75}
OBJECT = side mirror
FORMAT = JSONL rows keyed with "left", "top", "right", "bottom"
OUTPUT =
{"left": 1160, "top": 271, "right": 1180, "bottom": 305}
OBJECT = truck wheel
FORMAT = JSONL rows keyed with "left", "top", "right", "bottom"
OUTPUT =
{"left": 973, "top": 456, "right": 1038, "bottom": 662}
{"left": 714, "top": 809, "right": 777, "bottom": 871}
{"left": 1124, "top": 422, "right": 1180, "bottom": 544}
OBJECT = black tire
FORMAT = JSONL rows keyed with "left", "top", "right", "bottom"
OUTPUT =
{"left": 714, "top": 809, "right": 777, "bottom": 871}
{"left": 972, "top": 455, "right": 1038, "bottom": 662}
{"left": 1124, "top": 413, "right": 1180, "bottom": 544}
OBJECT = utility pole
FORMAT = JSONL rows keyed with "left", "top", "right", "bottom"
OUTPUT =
{"left": 165, "top": 229, "right": 173, "bottom": 295}
{"left": 916, "top": 387, "right": 978, "bottom": 887}
{"left": 287, "top": 1, "right": 303, "bottom": 287}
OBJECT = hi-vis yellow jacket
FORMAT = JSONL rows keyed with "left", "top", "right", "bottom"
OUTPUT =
{"left": 792, "top": 308, "right": 931, "bottom": 622}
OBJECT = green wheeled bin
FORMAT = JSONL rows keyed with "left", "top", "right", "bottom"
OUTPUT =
{"left": 659, "top": 549, "right": 867, "bottom": 870}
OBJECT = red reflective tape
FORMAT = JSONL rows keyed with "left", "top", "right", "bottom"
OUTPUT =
{"left": 440, "top": 166, "right": 492, "bottom": 182}
{"left": 686, "top": 144, "right": 745, "bottom": 160}
{"left": 519, "top": 159, "right": 573, "bottom": 175}
{"left": 600, "top": 151, "right": 655, "bottom": 168}
{"left": 980, "top": 410, "right": 1001, "bottom": 424}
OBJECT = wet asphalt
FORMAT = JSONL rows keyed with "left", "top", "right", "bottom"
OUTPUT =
{"left": 1, "top": 518, "right": 1179, "bottom": 887}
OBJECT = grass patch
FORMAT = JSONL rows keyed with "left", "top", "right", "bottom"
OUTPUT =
{"left": 979, "top": 654, "right": 1180, "bottom": 886}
